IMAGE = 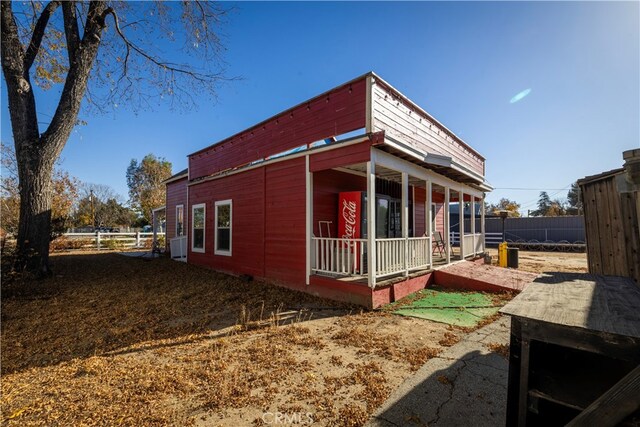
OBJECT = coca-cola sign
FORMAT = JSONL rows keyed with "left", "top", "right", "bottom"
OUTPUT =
{"left": 338, "top": 192, "right": 361, "bottom": 241}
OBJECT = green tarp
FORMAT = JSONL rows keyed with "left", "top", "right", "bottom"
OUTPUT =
{"left": 390, "top": 288, "right": 501, "bottom": 327}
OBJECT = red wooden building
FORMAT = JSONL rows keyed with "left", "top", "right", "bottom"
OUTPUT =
{"left": 165, "top": 73, "right": 491, "bottom": 308}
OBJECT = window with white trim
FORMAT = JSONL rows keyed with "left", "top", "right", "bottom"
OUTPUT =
{"left": 192, "top": 203, "right": 205, "bottom": 252}
{"left": 215, "top": 200, "right": 232, "bottom": 256}
{"left": 176, "top": 205, "right": 184, "bottom": 236}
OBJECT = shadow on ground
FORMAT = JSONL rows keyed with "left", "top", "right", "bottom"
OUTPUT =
{"left": 1, "top": 251, "right": 352, "bottom": 374}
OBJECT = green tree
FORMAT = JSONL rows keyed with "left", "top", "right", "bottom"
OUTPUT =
{"left": 1, "top": 1, "right": 230, "bottom": 275}
{"left": 531, "top": 191, "right": 552, "bottom": 216}
{"left": 73, "top": 183, "right": 134, "bottom": 228}
{"left": 546, "top": 199, "right": 567, "bottom": 217}
{"left": 566, "top": 182, "right": 583, "bottom": 215}
{"left": 487, "top": 198, "right": 521, "bottom": 217}
{"left": 126, "top": 154, "right": 172, "bottom": 223}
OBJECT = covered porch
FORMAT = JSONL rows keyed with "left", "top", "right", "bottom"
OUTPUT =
{"left": 306, "top": 144, "right": 487, "bottom": 290}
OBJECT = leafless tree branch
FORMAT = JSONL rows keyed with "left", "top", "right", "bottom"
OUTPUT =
{"left": 101, "top": 7, "right": 225, "bottom": 85}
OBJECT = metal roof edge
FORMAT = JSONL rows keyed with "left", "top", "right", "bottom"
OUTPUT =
{"left": 163, "top": 168, "right": 189, "bottom": 185}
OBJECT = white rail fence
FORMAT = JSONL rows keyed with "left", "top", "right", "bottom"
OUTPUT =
{"left": 312, "top": 236, "right": 432, "bottom": 279}
{"left": 61, "top": 232, "right": 165, "bottom": 250}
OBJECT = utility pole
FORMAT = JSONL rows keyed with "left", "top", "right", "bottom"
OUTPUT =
{"left": 90, "top": 189, "right": 95, "bottom": 229}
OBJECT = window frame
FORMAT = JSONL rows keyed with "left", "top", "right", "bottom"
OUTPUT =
{"left": 191, "top": 203, "right": 206, "bottom": 253}
{"left": 176, "top": 204, "right": 184, "bottom": 237}
{"left": 214, "top": 199, "right": 232, "bottom": 256}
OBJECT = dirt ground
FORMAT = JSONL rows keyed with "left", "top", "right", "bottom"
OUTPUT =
{"left": 0, "top": 248, "right": 588, "bottom": 426}
{"left": 485, "top": 248, "right": 588, "bottom": 274}
{"left": 1, "top": 251, "right": 501, "bottom": 427}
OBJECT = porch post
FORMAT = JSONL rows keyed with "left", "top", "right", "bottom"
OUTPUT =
{"left": 481, "top": 195, "right": 486, "bottom": 253}
{"left": 402, "top": 172, "right": 409, "bottom": 277}
{"left": 470, "top": 195, "right": 476, "bottom": 256}
{"left": 367, "top": 159, "right": 377, "bottom": 288}
{"left": 152, "top": 210, "right": 158, "bottom": 250}
{"left": 459, "top": 190, "right": 465, "bottom": 259}
{"left": 426, "top": 180, "right": 432, "bottom": 268}
{"left": 444, "top": 187, "right": 451, "bottom": 264}
{"left": 305, "top": 155, "right": 312, "bottom": 285}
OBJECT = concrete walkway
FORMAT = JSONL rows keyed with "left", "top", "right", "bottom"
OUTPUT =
{"left": 368, "top": 317, "right": 511, "bottom": 427}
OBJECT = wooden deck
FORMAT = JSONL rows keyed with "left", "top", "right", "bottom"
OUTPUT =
{"left": 501, "top": 273, "right": 640, "bottom": 338}
{"left": 500, "top": 273, "right": 640, "bottom": 425}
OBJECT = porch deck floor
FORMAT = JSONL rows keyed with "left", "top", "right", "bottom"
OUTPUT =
{"left": 313, "top": 250, "right": 463, "bottom": 288}
{"left": 435, "top": 261, "right": 539, "bottom": 293}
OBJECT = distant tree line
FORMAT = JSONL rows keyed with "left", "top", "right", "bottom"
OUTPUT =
{"left": 486, "top": 182, "right": 582, "bottom": 217}
{"left": 1, "top": 144, "right": 171, "bottom": 238}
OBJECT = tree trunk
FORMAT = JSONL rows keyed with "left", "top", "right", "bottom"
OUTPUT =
{"left": 1, "top": 1, "right": 107, "bottom": 276}
{"left": 15, "top": 145, "right": 56, "bottom": 275}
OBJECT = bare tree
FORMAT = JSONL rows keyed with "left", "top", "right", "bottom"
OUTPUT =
{"left": 1, "top": 1, "right": 231, "bottom": 275}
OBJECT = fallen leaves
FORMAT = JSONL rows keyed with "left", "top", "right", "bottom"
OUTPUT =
{"left": 1, "top": 251, "right": 463, "bottom": 426}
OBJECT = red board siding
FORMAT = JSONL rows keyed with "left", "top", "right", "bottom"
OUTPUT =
{"left": 264, "top": 157, "right": 307, "bottom": 286}
{"left": 165, "top": 177, "right": 188, "bottom": 251}
{"left": 188, "top": 168, "right": 266, "bottom": 278}
{"left": 313, "top": 169, "right": 367, "bottom": 237}
{"left": 309, "top": 141, "right": 371, "bottom": 172}
{"left": 189, "top": 79, "right": 367, "bottom": 180}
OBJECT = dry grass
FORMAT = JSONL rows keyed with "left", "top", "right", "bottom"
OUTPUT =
{"left": 438, "top": 331, "right": 461, "bottom": 347}
{"left": 1, "top": 252, "right": 459, "bottom": 426}
{"left": 330, "top": 315, "right": 440, "bottom": 371}
{"left": 486, "top": 342, "right": 510, "bottom": 359}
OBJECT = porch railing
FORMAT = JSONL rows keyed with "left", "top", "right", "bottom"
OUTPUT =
{"left": 407, "top": 236, "right": 431, "bottom": 271}
{"left": 462, "top": 233, "right": 484, "bottom": 258}
{"left": 311, "top": 236, "right": 437, "bottom": 280}
{"left": 375, "top": 238, "right": 405, "bottom": 278}
{"left": 311, "top": 237, "right": 367, "bottom": 276}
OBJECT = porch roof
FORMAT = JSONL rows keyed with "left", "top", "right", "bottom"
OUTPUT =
{"left": 365, "top": 135, "right": 492, "bottom": 192}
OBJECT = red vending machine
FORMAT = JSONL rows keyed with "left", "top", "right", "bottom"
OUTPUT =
{"left": 338, "top": 191, "right": 364, "bottom": 240}
{"left": 338, "top": 191, "right": 366, "bottom": 271}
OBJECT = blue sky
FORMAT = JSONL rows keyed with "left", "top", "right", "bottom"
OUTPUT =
{"left": 2, "top": 1, "right": 639, "bottom": 215}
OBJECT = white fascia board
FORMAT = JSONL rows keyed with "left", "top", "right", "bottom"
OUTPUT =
{"left": 373, "top": 148, "right": 484, "bottom": 199}
{"left": 383, "top": 136, "right": 486, "bottom": 186}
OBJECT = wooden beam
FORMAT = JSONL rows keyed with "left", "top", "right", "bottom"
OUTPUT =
{"left": 445, "top": 187, "right": 451, "bottom": 264}
{"left": 305, "top": 155, "right": 312, "bottom": 285}
{"left": 427, "top": 180, "right": 432, "bottom": 267}
{"left": 567, "top": 365, "right": 640, "bottom": 427}
{"left": 367, "top": 154, "right": 377, "bottom": 288}
{"left": 460, "top": 190, "right": 465, "bottom": 258}
{"left": 402, "top": 172, "right": 409, "bottom": 277}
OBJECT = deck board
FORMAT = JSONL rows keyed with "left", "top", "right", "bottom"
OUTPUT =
{"left": 500, "top": 273, "right": 640, "bottom": 339}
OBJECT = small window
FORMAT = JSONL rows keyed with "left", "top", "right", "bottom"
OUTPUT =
{"left": 192, "top": 203, "right": 205, "bottom": 253}
{"left": 176, "top": 205, "right": 184, "bottom": 236}
{"left": 215, "top": 200, "right": 232, "bottom": 256}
